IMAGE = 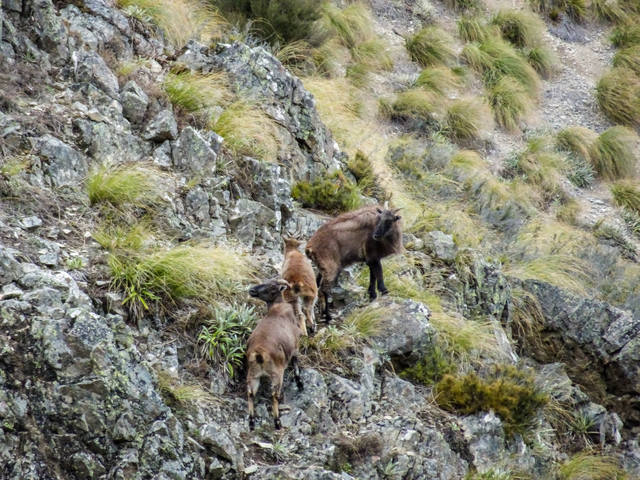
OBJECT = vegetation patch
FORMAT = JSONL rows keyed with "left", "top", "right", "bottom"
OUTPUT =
{"left": 526, "top": 46, "right": 555, "bottom": 78}
{"left": 556, "top": 452, "right": 627, "bottom": 480}
{"left": 292, "top": 171, "right": 362, "bottom": 214}
{"left": 611, "top": 180, "right": 640, "bottom": 213}
{"left": 435, "top": 365, "right": 548, "bottom": 435}
{"left": 163, "top": 71, "right": 232, "bottom": 114}
{"left": 406, "top": 27, "right": 456, "bottom": 67}
{"left": 555, "top": 126, "right": 597, "bottom": 164}
{"left": 87, "top": 163, "right": 166, "bottom": 209}
{"left": 611, "top": 21, "right": 640, "bottom": 48}
{"left": 443, "top": 98, "right": 493, "bottom": 142}
{"left": 415, "top": 66, "right": 463, "bottom": 95}
{"left": 488, "top": 76, "right": 533, "bottom": 130}
{"left": 400, "top": 345, "right": 455, "bottom": 385}
{"left": 491, "top": 9, "right": 546, "bottom": 48}
{"left": 348, "top": 151, "right": 387, "bottom": 201}
{"left": 589, "top": 126, "right": 638, "bottom": 180}
{"left": 391, "top": 88, "right": 443, "bottom": 128}
{"left": 530, "top": 0, "right": 587, "bottom": 22}
{"left": 458, "top": 16, "right": 491, "bottom": 42}
{"left": 613, "top": 45, "right": 640, "bottom": 74}
{"left": 596, "top": 67, "right": 640, "bottom": 127}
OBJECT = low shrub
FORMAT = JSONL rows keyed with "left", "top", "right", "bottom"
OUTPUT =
{"left": 347, "top": 151, "right": 386, "bottom": 200}
{"left": 400, "top": 346, "right": 455, "bottom": 385}
{"left": 292, "top": 171, "right": 363, "bottom": 214}
{"left": 435, "top": 365, "right": 548, "bottom": 434}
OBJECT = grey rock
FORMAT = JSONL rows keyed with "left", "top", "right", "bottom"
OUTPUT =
{"left": 121, "top": 81, "right": 149, "bottom": 125}
{"left": 143, "top": 110, "right": 178, "bottom": 142}
{"left": 38, "top": 251, "right": 58, "bottom": 267}
{"left": 20, "top": 216, "right": 43, "bottom": 230}
{"left": 32, "top": 0, "right": 69, "bottom": 60}
{"left": 461, "top": 412, "right": 505, "bottom": 473}
{"left": 185, "top": 187, "right": 210, "bottom": 225}
{"left": 74, "top": 118, "right": 150, "bottom": 163}
{"left": 425, "top": 231, "right": 457, "bottom": 261}
{"left": 74, "top": 50, "right": 119, "bottom": 98}
{"left": 171, "top": 127, "right": 217, "bottom": 174}
{"left": 34, "top": 135, "right": 88, "bottom": 188}
{"left": 199, "top": 423, "right": 243, "bottom": 470}
{"left": 228, "top": 199, "right": 277, "bottom": 248}
{"left": 153, "top": 141, "right": 173, "bottom": 169}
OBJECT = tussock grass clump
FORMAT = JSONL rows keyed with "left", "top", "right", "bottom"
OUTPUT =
{"left": 322, "top": 2, "right": 373, "bottom": 50}
{"left": 347, "top": 151, "right": 386, "bottom": 200}
{"left": 509, "top": 138, "right": 568, "bottom": 199}
{"left": 611, "top": 180, "right": 640, "bottom": 213}
{"left": 590, "top": 126, "right": 639, "bottom": 180}
{"left": 530, "top": 0, "right": 587, "bottom": 22}
{"left": 592, "top": 0, "right": 629, "bottom": 23}
{"left": 611, "top": 21, "right": 640, "bottom": 48}
{"left": 458, "top": 16, "right": 491, "bottom": 42}
{"left": 613, "top": 44, "right": 640, "bottom": 74}
{"left": 352, "top": 38, "right": 394, "bottom": 71}
{"left": 211, "top": 101, "right": 279, "bottom": 160}
{"left": 556, "top": 452, "right": 627, "bottom": 480}
{"left": 443, "top": 98, "right": 494, "bottom": 141}
{"left": 556, "top": 126, "right": 597, "bottom": 163}
{"left": 163, "top": 72, "right": 232, "bottom": 113}
{"left": 507, "top": 254, "right": 591, "bottom": 295}
{"left": 405, "top": 27, "right": 456, "bottom": 67}
{"left": 108, "top": 244, "right": 254, "bottom": 318}
{"left": 391, "top": 88, "right": 443, "bottom": 125}
{"left": 117, "top": 0, "right": 226, "bottom": 48}
{"left": 87, "top": 164, "right": 166, "bottom": 208}
{"left": 491, "top": 9, "right": 546, "bottom": 48}
{"left": 526, "top": 46, "right": 556, "bottom": 77}
{"left": 435, "top": 365, "right": 548, "bottom": 435}
{"left": 596, "top": 68, "right": 640, "bottom": 126}
{"left": 292, "top": 171, "right": 362, "bottom": 214}
{"left": 475, "top": 38, "right": 541, "bottom": 95}
{"left": 155, "top": 371, "right": 217, "bottom": 407}
{"left": 445, "top": 0, "right": 483, "bottom": 12}
{"left": 415, "top": 66, "right": 462, "bottom": 95}
{"left": 488, "top": 76, "right": 533, "bottom": 130}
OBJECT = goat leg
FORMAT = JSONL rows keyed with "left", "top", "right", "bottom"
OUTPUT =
{"left": 271, "top": 374, "right": 283, "bottom": 430}
{"left": 291, "top": 356, "right": 304, "bottom": 391}
{"left": 373, "top": 259, "right": 389, "bottom": 296}
{"left": 367, "top": 261, "right": 378, "bottom": 300}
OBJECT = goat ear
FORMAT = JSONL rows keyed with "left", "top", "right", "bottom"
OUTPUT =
{"left": 376, "top": 208, "right": 382, "bottom": 214}
{"left": 395, "top": 215, "right": 402, "bottom": 221}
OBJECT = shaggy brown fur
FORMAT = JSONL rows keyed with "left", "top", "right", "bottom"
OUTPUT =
{"left": 282, "top": 237, "right": 318, "bottom": 335}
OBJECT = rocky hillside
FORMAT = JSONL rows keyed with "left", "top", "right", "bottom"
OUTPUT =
{"left": 1, "top": 0, "right": 640, "bottom": 479}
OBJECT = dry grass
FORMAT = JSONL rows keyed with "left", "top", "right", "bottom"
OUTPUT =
{"left": 589, "top": 126, "right": 638, "bottom": 180}
{"left": 87, "top": 163, "right": 167, "bottom": 209}
{"left": 491, "top": 9, "right": 546, "bottom": 48}
{"left": 443, "top": 97, "right": 494, "bottom": 141}
{"left": 163, "top": 71, "right": 232, "bottom": 113}
{"left": 556, "top": 126, "right": 597, "bottom": 164}
{"left": 611, "top": 180, "right": 640, "bottom": 213}
{"left": 596, "top": 67, "right": 640, "bottom": 127}
{"left": 488, "top": 76, "right": 533, "bottom": 131}
{"left": 406, "top": 27, "right": 456, "bottom": 67}
{"left": 415, "top": 66, "right": 463, "bottom": 95}
{"left": 613, "top": 45, "right": 640, "bottom": 74}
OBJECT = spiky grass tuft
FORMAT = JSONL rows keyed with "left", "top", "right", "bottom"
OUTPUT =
{"left": 211, "top": 101, "right": 279, "bottom": 160}
{"left": 87, "top": 163, "right": 166, "bottom": 209}
{"left": 589, "top": 126, "right": 639, "bottom": 180}
{"left": 556, "top": 126, "right": 597, "bottom": 163}
{"left": 611, "top": 180, "right": 640, "bottom": 213}
{"left": 476, "top": 38, "right": 541, "bottom": 95}
{"left": 613, "top": 45, "right": 640, "bottom": 74}
{"left": 415, "top": 66, "right": 462, "bottom": 95}
{"left": 530, "top": 0, "right": 587, "bottom": 22}
{"left": 592, "top": 0, "right": 629, "bottom": 23}
{"left": 117, "top": 0, "right": 226, "bottom": 48}
{"left": 526, "top": 46, "right": 556, "bottom": 78}
{"left": 506, "top": 254, "right": 591, "bottom": 296}
{"left": 322, "top": 2, "right": 373, "bottom": 50}
{"left": 163, "top": 71, "right": 232, "bottom": 113}
{"left": 443, "top": 98, "right": 494, "bottom": 142}
{"left": 405, "top": 27, "right": 456, "bottom": 67}
{"left": 392, "top": 89, "right": 443, "bottom": 125}
{"left": 488, "top": 76, "right": 533, "bottom": 130}
{"left": 611, "top": 21, "right": 640, "bottom": 48}
{"left": 596, "top": 67, "right": 640, "bottom": 126}
{"left": 491, "top": 9, "right": 546, "bottom": 48}
{"left": 556, "top": 452, "right": 626, "bottom": 480}
{"left": 458, "top": 16, "right": 491, "bottom": 42}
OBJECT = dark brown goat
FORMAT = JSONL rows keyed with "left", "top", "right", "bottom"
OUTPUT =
{"left": 246, "top": 278, "right": 304, "bottom": 430}
{"left": 282, "top": 237, "right": 318, "bottom": 335}
{"left": 305, "top": 204, "right": 402, "bottom": 322}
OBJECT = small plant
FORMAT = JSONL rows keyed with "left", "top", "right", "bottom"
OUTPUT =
{"left": 391, "top": 88, "right": 443, "bottom": 128}
{"left": 415, "top": 66, "right": 462, "bottom": 95}
{"left": 589, "top": 126, "right": 638, "bottom": 180}
{"left": 163, "top": 71, "right": 232, "bottom": 114}
{"left": 458, "top": 16, "right": 491, "bottom": 42}
{"left": 66, "top": 257, "right": 85, "bottom": 270}
{"left": 86, "top": 163, "right": 166, "bottom": 209}
{"left": 611, "top": 180, "right": 640, "bottom": 213}
{"left": 155, "top": 370, "right": 216, "bottom": 407}
{"left": 556, "top": 126, "right": 597, "bottom": 164}
{"left": 400, "top": 345, "right": 455, "bottom": 385}
{"left": 556, "top": 452, "right": 627, "bottom": 480}
{"left": 348, "top": 151, "right": 386, "bottom": 200}
{"left": 526, "top": 46, "right": 555, "bottom": 78}
{"left": 0, "top": 156, "right": 31, "bottom": 177}
{"left": 596, "top": 68, "right": 640, "bottom": 126}
{"left": 292, "top": 171, "right": 362, "bottom": 214}
{"left": 198, "top": 303, "right": 257, "bottom": 378}
{"left": 443, "top": 98, "right": 493, "bottom": 142}
{"left": 491, "top": 9, "right": 546, "bottom": 48}
{"left": 566, "top": 154, "right": 595, "bottom": 188}
{"left": 405, "top": 27, "right": 456, "bottom": 67}
{"left": 435, "top": 365, "right": 548, "bottom": 435}
{"left": 610, "top": 21, "right": 640, "bottom": 48}
{"left": 613, "top": 45, "right": 640, "bottom": 74}
{"left": 488, "top": 76, "right": 532, "bottom": 130}
{"left": 211, "top": 101, "right": 280, "bottom": 160}
{"left": 622, "top": 208, "right": 640, "bottom": 237}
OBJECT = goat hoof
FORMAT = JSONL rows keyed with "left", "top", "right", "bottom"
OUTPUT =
{"left": 296, "top": 380, "right": 304, "bottom": 391}
{"left": 368, "top": 291, "right": 377, "bottom": 301}
{"left": 379, "top": 288, "right": 389, "bottom": 296}
{"left": 249, "top": 417, "right": 255, "bottom": 431}
{"left": 274, "top": 418, "right": 282, "bottom": 430}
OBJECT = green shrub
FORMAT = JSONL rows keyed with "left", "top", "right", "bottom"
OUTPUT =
{"left": 443, "top": 98, "right": 493, "bottom": 141}
{"left": 405, "top": 27, "right": 456, "bottom": 67}
{"left": 347, "top": 151, "right": 386, "bottom": 200}
{"left": 87, "top": 163, "right": 165, "bottom": 208}
{"left": 611, "top": 180, "right": 640, "bottom": 213}
{"left": 458, "top": 16, "right": 490, "bottom": 42}
{"left": 557, "top": 452, "right": 627, "bottom": 480}
{"left": 488, "top": 76, "right": 533, "bottom": 130}
{"left": 198, "top": 303, "right": 258, "bottom": 378}
{"left": 435, "top": 365, "right": 548, "bottom": 434}
{"left": 526, "top": 46, "right": 555, "bottom": 78}
{"left": 590, "top": 126, "right": 638, "bottom": 180}
{"left": 400, "top": 346, "right": 454, "bottom": 385}
{"left": 596, "top": 68, "right": 640, "bottom": 126}
{"left": 292, "top": 171, "right": 363, "bottom": 214}
{"left": 613, "top": 45, "right": 640, "bottom": 74}
{"left": 491, "top": 9, "right": 546, "bottom": 48}
{"left": 611, "top": 21, "right": 640, "bottom": 48}
{"left": 415, "top": 66, "right": 462, "bottom": 95}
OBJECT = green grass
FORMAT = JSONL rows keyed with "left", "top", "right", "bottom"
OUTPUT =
{"left": 526, "top": 46, "right": 555, "bottom": 78}
{"left": 566, "top": 153, "right": 596, "bottom": 188}
{"left": 415, "top": 66, "right": 462, "bottom": 95}
{"left": 86, "top": 163, "right": 166, "bottom": 209}
{"left": 211, "top": 101, "right": 279, "bottom": 160}
{"left": 557, "top": 452, "right": 627, "bottom": 480}
{"left": 509, "top": 138, "right": 568, "bottom": 199}
{"left": 611, "top": 180, "right": 640, "bottom": 213}
{"left": 488, "top": 76, "right": 533, "bottom": 130}
{"left": 352, "top": 38, "right": 393, "bottom": 71}
{"left": 506, "top": 254, "right": 590, "bottom": 296}
{"left": 400, "top": 345, "right": 455, "bottom": 386}
{"left": 613, "top": 45, "right": 640, "bottom": 74}
{"left": 596, "top": 68, "right": 640, "bottom": 126}
{"left": 405, "top": 27, "right": 456, "bottom": 67}
{"left": 556, "top": 126, "right": 597, "bottom": 164}
{"left": 292, "top": 171, "right": 362, "bottom": 214}
{"left": 198, "top": 303, "right": 258, "bottom": 378}
{"left": 476, "top": 38, "right": 541, "bottom": 95}
{"left": 445, "top": 0, "right": 483, "bottom": 12}
{"left": 322, "top": 2, "right": 373, "bottom": 50}
{"left": 347, "top": 150, "right": 386, "bottom": 200}
{"left": 391, "top": 88, "right": 443, "bottom": 125}
{"left": 592, "top": 0, "right": 629, "bottom": 23}
{"left": 590, "top": 126, "right": 638, "bottom": 180}
{"left": 530, "top": 0, "right": 587, "bottom": 22}
{"left": 443, "top": 98, "right": 493, "bottom": 141}
{"left": 611, "top": 20, "right": 640, "bottom": 48}
{"left": 435, "top": 365, "right": 548, "bottom": 435}
{"left": 163, "top": 71, "right": 232, "bottom": 113}
{"left": 491, "top": 9, "right": 546, "bottom": 48}
{"left": 458, "top": 16, "right": 491, "bottom": 42}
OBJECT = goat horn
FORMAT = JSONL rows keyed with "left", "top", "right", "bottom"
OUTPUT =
{"left": 393, "top": 207, "right": 403, "bottom": 213}
{"left": 383, "top": 200, "right": 389, "bottom": 210}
